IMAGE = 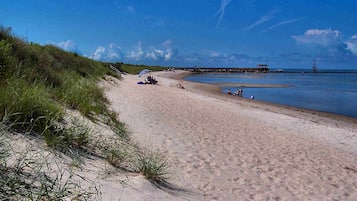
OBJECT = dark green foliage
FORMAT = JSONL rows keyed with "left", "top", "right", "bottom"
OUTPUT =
{"left": 0, "top": 39, "right": 12, "bottom": 68}
{"left": 109, "top": 62, "right": 169, "bottom": 74}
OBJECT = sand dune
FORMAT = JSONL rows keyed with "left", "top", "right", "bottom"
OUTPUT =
{"left": 103, "top": 70, "right": 357, "bottom": 200}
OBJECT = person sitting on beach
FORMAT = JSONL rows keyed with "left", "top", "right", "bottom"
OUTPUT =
{"left": 177, "top": 83, "right": 185, "bottom": 89}
{"left": 146, "top": 75, "right": 158, "bottom": 84}
{"left": 234, "top": 89, "right": 243, "bottom": 97}
{"left": 227, "top": 89, "right": 232, "bottom": 95}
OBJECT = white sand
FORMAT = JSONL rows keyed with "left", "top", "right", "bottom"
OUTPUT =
{"left": 103, "top": 70, "right": 357, "bottom": 201}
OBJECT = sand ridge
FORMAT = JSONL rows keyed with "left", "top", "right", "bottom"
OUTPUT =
{"left": 104, "top": 71, "right": 357, "bottom": 200}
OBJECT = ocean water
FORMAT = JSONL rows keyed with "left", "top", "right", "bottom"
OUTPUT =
{"left": 184, "top": 70, "right": 357, "bottom": 118}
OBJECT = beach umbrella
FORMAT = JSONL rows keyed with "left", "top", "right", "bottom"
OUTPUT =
{"left": 138, "top": 69, "right": 151, "bottom": 77}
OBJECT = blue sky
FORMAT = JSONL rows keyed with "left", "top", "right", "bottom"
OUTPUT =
{"left": 1, "top": 0, "right": 357, "bottom": 69}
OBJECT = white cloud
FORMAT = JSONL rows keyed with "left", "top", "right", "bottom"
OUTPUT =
{"left": 90, "top": 46, "right": 106, "bottom": 60}
{"left": 210, "top": 52, "right": 220, "bottom": 57}
{"left": 164, "top": 49, "right": 174, "bottom": 61}
{"left": 146, "top": 48, "right": 164, "bottom": 60}
{"left": 89, "top": 40, "right": 178, "bottom": 63}
{"left": 145, "top": 47, "right": 175, "bottom": 61}
{"left": 291, "top": 29, "right": 357, "bottom": 63}
{"left": 346, "top": 35, "right": 357, "bottom": 55}
{"left": 90, "top": 43, "right": 122, "bottom": 61}
{"left": 292, "top": 29, "right": 342, "bottom": 46}
{"left": 126, "top": 41, "right": 145, "bottom": 61}
{"left": 51, "top": 40, "right": 77, "bottom": 52}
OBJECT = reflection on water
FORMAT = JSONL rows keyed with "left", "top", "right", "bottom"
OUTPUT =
{"left": 185, "top": 72, "right": 357, "bottom": 118}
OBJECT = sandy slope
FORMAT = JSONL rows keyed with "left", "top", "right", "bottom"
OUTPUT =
{"left": 103, "top": 71, "right": 357, "bottom": 201}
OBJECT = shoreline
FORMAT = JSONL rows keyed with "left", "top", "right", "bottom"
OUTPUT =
{"left": 105, "top": 70, "right": 357, "bottom": 200}
{"left": 163, "top": 70, "right": 357, "bottom": 127}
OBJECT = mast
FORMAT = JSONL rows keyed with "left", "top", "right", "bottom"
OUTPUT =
{"left": 312, "top": 59, "right": 317, "bottom": 73}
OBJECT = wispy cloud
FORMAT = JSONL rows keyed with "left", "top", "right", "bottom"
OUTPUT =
{"left": 162, "top": 39, "right": 172, "bottom": 47}
{"left": 244, "top": 8, "right": 279, "bottom": 31}
{"left": 113, "top": 1, "right": 135, "bottom": 15}
{"left": 125, "top": 6, "right": 135, "bottom": 14}
{"left": 212, "top": 0, "right": 232, "bottom": 28}
{"left": 262, "top": 18, "right": 302, "bottom": 32}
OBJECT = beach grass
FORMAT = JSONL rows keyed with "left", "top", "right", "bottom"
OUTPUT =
{"left": 136, "top": 151, "right": 170, "bottom": 184}
{"left": 0, "top": 120, "right": 97, "bottom": 200}
{"left": 0, "top": 78, "right": 64, "bottom": 134}
{"left": 0, "top": 25, "right": 173, "bottom": 197}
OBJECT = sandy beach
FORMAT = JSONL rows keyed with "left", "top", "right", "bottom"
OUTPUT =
{"left": 103, "top": 70, "right": 357, "bottom": 200}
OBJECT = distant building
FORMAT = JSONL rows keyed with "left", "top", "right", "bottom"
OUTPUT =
{"left": 257, "top": 64, "right": 269, "bottom": 72}
{"left": 257, "top": 64, "right": 268, "bottom": 68}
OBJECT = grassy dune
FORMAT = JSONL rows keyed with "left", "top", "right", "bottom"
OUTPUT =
{"left": 0, "top": 26, "right": 170, "bottom": 200}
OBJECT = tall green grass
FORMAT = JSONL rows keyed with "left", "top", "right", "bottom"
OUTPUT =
{"left": 54, "top": 71, "right": 108, "bottom": 117}
{"left": 0, "top": 26, "right": 173, "bottom": 193}
{"left": 0, "top": 78, "right": 63, "bottom": 133}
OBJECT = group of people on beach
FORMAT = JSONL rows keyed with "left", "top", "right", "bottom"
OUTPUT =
{"left": 227, "top": 88, "right": 243, "bottom": 97}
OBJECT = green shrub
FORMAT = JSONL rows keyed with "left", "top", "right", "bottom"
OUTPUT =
{"left": 115, "top": 63, "right": 168, "bottom": 74}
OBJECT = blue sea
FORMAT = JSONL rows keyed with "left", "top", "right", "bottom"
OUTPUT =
{"left": 184, "top": 69, "right": 357, "bottom": 118}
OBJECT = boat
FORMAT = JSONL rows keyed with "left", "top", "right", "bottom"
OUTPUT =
{"left": 312, "top": 59, "right": 317, "bottom": 73}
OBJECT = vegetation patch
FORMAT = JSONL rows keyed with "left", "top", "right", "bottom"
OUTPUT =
{"left": 136, "top": 151, "right": 170, "bottom": 184}
{"left": 0, "top": 25, "right": 173, "bottom": 198}
{"left": 0, "top": 122, "right": 97, "bottom": 200}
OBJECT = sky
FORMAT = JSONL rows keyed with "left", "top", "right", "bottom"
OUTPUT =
{"left": 1, "top": 0, "right": 357, "bottom": 69}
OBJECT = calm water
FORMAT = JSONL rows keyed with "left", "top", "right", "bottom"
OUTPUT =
{"left": 185, "top": 70, "right": 357, "bottom": 118}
